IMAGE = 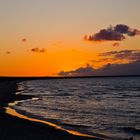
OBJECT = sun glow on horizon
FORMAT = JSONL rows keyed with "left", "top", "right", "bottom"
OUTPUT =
{"left": 0, "top": 0, "right": 140, "bottom": 76}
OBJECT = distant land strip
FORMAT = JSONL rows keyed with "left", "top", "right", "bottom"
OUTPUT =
{"left": 0, "top": 75, "right": 140, "bottom": 81}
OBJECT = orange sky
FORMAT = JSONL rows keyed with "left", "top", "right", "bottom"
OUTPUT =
{"left": 0, "top": 0, "right": 140, "bottom": 76}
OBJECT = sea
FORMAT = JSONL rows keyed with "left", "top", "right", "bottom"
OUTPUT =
{"left": 11, "top": 77, "right": 140, "bottom": 140}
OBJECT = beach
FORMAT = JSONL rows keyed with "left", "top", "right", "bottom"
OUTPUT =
{"left": 0, "top": 79, "right": 105, "bottom": 140}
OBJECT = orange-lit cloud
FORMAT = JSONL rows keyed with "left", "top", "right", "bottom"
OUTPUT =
{"left": 89, "top": 50, "right": 140, "bottom": 66}
{"left": 84, "top": 24, "right": 140, "bottom": 42}
{"left": 100, "top": 50, "right": 140, "bottom": 63}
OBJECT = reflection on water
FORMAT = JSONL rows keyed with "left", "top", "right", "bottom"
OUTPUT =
{"left": 11, "top": 77, "right": 140, "bottom": 140}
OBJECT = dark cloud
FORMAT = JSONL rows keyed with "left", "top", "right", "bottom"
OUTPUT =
{"left": 85, "top": 29, "right": 125, "bottom": 41}
{"left": 114, "top": 24, "right": 129, "bottom": 34}
{"left": 31, "top": 48, "right": 46, "bottom": 53}
{"left": 59, "top": 64, "right": 94, "bottom": 77}
{"left": 115, "top": 24, "right": 140, "bottom": 36}
{"left": 100, "top": 50, "right": 140, "bottom": 62}
{"left": 84, "top": 24, "right": 140, "bottom": 42}
{"left": 95, "top": 62, "right": 140, "bottom": 76}
{"left": 58, "top": 61, "right": 140, "bottom": 77}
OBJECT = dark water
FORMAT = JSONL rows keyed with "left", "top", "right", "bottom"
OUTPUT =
{"left": 13, "top": 77, "right": 140, "bottom": 139}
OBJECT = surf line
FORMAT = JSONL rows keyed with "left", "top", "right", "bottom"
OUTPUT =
{"left": 5, "top": 98, "right": 104, "bottom": 139}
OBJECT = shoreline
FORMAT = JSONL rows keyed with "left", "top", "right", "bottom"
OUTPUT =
{"left": 0, "top": 80, "right": 106, "bottom": 140}
{"left": 6, "top": 97, "right": 113, "bottom": 140}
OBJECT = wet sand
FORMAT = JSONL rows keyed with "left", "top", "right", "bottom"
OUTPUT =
{"left": 0, "top": 79, "right": 105, "bottom": 140}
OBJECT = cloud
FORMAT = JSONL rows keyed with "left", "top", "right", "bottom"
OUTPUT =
{"left": 6, "top": 51, "right": 11, "bottom": 54}
{"left": 31, "top": 48, "right": 46, "bottom": 53}
{"left": 58, "top": 64, "right": 94, "bottom": 77}
{"left": 112, "top": 42, "right": 120, "bottom": 47}
{"left": 21, "top": 38, "right": 27, "bottom": 42}
{"left": 84, "top": 24, "right": 140, "bottom": 42}
{"left": 100, "top": 50, "right": 140, "bottom": 62}
{"left": 95, "top": 62, "right": 140, "bottom": 76}
{"left": 90, "top": 50, "right": 140, "bottom": 64}
{"left": 58, "top": 50, "right": 140, "bottom": 76}
{"left": 84, "top": 29, "right": 125, "bottom": 41}
{"left": 115, "top": 24, "right": 140, "bottom": 36}
{"left": 90, "top": 58, "right": 113, "bottom": 63}
{"left": 58, "top": 61, "right": 140, "bottom": 76}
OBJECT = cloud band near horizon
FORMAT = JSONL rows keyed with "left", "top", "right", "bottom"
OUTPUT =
{"left": 58, "top": 50, "right": 140, "bottom": 77}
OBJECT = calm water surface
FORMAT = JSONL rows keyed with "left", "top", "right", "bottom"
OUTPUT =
{"left": 12, "top": 77, "right": 140, "bottom": 139}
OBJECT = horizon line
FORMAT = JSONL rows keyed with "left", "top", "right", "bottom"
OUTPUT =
{"left": 0, "top": 75, "right": 140, "bottom": 80}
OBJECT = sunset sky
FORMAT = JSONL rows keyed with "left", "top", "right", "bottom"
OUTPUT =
{"left": 0, "top": 0, "right": 140, "bottom": 76}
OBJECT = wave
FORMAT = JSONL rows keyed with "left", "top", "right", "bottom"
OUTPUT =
{"left": 5, "top": 97, "right": 111, "bottom": 140}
